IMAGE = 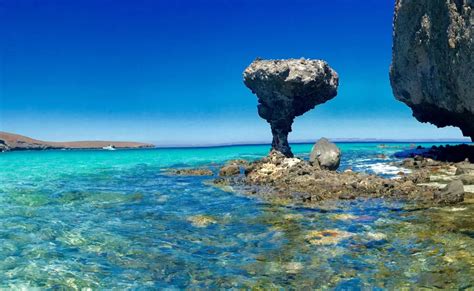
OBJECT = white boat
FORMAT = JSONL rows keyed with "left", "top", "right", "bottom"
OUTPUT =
{"left": 102, "top": 145, "right": 116, "bottom": 151}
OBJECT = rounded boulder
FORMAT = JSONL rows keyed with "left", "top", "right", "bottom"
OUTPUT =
{"left": 310, "top": 138, "right": 341, "bottom": 171}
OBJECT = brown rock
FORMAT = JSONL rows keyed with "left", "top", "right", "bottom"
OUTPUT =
{"left": 172, "top": 168, "right": 213, "bottom": 176}
{"left": 219, "top": 164, "right": 241, "bottom": 177}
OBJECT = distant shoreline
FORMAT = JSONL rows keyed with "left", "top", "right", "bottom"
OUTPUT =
{"left": 153, "top": 139, "right": 472, "bottom": 149}
{"left": 1, "top": 131, "right": 471, "bottom": 152}
{"left": 0, "top": 131, "right": 154, "bottom": 152}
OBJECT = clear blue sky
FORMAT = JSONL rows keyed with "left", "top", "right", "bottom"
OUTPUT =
{"left": 0, "top": 0, "right": 465, "bottom": 145}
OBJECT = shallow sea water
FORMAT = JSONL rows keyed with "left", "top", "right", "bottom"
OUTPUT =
{"left": 0, "top": 143, "right": 473, "bottom": 288}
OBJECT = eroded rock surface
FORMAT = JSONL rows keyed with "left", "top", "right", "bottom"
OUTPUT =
{"left": 243, "top": 58, "right": 339, "bottom": 157}
{"left": 390, "top": 0, "right": 473, "bottom": 140}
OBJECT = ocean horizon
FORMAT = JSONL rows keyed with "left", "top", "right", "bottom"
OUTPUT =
{"left": 149, "top": 138, "right": 472, "bottom": 149}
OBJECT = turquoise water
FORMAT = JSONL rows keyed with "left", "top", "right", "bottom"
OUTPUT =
{"left": 1, "top": 143, "right": 473, "bottom": 288}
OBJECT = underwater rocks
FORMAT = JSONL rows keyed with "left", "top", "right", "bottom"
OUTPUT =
{"left": 187, "top": 215, "right": 217, "bottom": 227}
{"left": 309, "top": 138, "right": 341, "bottom": 171}
{"left": 171, "top": 168, "right": 214, "bottom": 176}
{"left": 243, "top": 58, "right": 339, "bottom": 157}
{"left": 305, "top": 229, "right": 353, "bottom": 246}
{"left": 390, "top": 0, "right": 474, "bottom": 140}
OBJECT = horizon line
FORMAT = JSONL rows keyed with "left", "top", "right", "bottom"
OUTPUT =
{"left": 151, "top": 138, "right": 472, "bottom": 149}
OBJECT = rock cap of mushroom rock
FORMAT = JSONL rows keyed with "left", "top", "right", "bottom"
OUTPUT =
{"left": 243, "top": 58, "right": 339, "bottom": 157}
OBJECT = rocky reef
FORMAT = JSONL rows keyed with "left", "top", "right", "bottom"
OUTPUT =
{"left": 390, "top": 0, "right": 473, "bottom": 140}
{"left": 213, "top": 149, "right": 471, "bottom": 207}
{"left": 243, "top": 59, "right": 339, "bottom": 157}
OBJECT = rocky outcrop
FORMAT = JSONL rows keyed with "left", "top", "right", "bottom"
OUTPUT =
{"left": 0, "top": 131, "right": 154, "bottom": 151}
{"left": 309, "top": 138, "right": 341, "bottom": 170}
{"left": 219, "top": 164, "right": 240, "bottom": 177}
{"left": 395, "top": 144, "right": 474, "bottom": 163}
{"left": 390, "top": 0, "right": 473, "bottom": 140}
{"left": 397, "top": 155, "right": 474, "bottom": 197}
{"left": 243, "top": 58, "right": 339, "bottom": 157}
{"left": 213, "top": 150, "right": 468, "bottom": 207}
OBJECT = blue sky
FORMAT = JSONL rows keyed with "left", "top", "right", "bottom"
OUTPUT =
{"left": 0, "top": 0, "right": 466, "bottom": 145}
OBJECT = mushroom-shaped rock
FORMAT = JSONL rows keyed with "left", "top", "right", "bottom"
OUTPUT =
{"left": 310, "top": 138, "right": 341, "bottom": 171}
{"left": 243, "top": 58, "right": 339, "bottom": 157}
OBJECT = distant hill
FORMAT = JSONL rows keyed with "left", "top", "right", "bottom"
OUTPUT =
{"left": 0, "top": 132, "right": 155, "bottom": 152}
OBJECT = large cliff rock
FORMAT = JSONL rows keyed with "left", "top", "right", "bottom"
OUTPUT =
{"left": 243, "top": 58, "right": 339, "bottom": 157}
{"left": 390, "top": 0, "right": 473, "bottom": 140}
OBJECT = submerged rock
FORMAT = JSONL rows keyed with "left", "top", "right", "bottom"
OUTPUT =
{"left": 243, "top": 58, "right": 339, "bottom": 157}
{"left": 309, "top": 138, "right": 341, "bottom": 171}
{"left": 283, "top": 262, "right": 304, "bottom": 274}
{"left": 187, "top": 215, "right": 217, "bottom": 227}
{"left": 305, "top": 229, "right": 353, "bottom": 246}
{"left": 332, "top": 214, "right": 358, "bottom": 221}
{"left": 365, "top": 232, "right": 388, "bottom": 242}
{"left": 171, "top": 168, "right": 214, "bottom": 176}
{"left": 390, "top": 0, "right": 474, "bottom": 140}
